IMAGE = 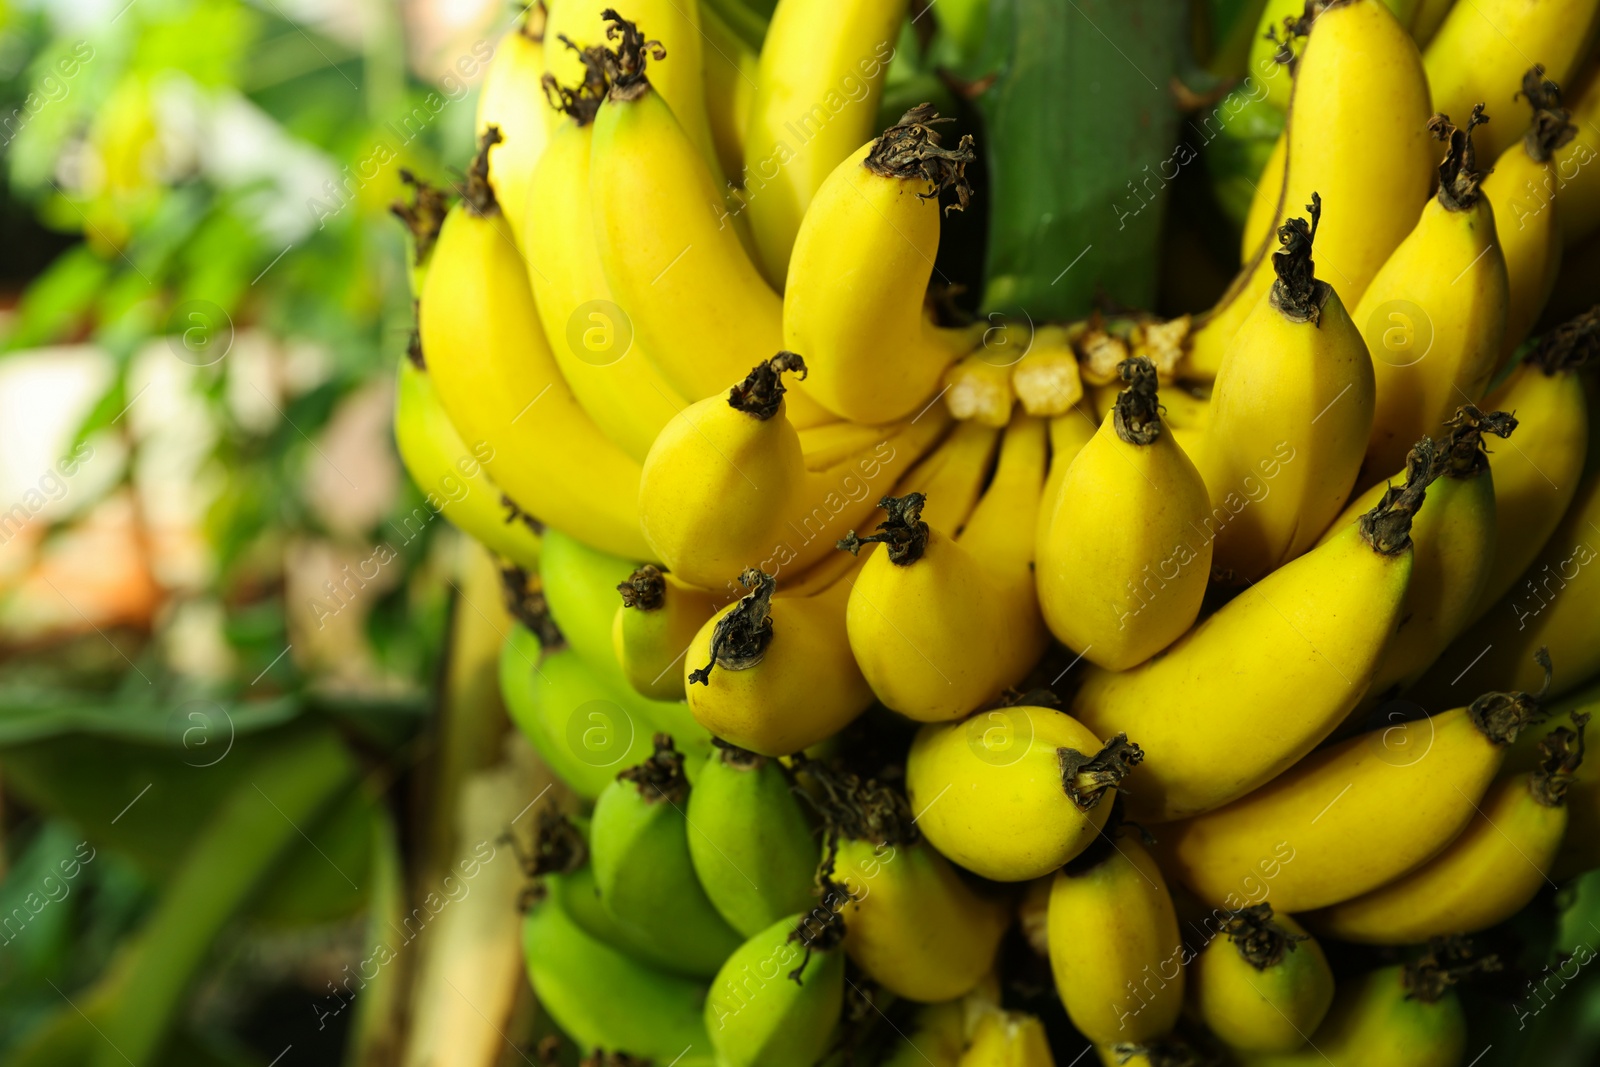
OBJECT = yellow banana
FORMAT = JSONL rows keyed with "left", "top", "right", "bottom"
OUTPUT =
{"left": 1012, "top": 325, "right": 1086, "bottom": 417}
{"left": 741, "top": 0, "right": 908, "bottom": 286}
{"left": 1184, "top": 0, "right": 1434, "bottom": 380}
{"left": 1483, "top": 67, "right": 1577, "bottom": 364}
{"left": 1312, "top": 715, "right": 1584, "bottom": 942}
{"left": 1240, "top": 132, "right": 1286, "bottom": 261}
{"left": 524, "top": 98, "right": 687, "bottom": 462}
{"left": 1422, "top": 0, "right": 1600, "bottom": 163}
{"left": 1357, "top": 107, "right": 1510, "bottom": 481}
{"left": 418, "top": 132, "right": 650, "bottom": 559}
{"left": 1556, "top": 69, "right": 1600, "bottom": 246}
{"left": 1047, "top": 830, "right": 1184, "bottom": 1047}
{"left": 1033, "top": 409, "right": 1099, "bottom": 556}
{"left": 906, "top": 704, "right": 1141, "bottom": 881}
{"left": 613, "top": 564, "right": 726, "bottom": 700}
{"left": 959, "top": 1011, "right": 1056, "bottom": 1067}
{"left": 1160, "top": 655, "right": 1551, "bottom": 911}
{"left": 1316, "top": 406, "right": 1514, "bottom": 705}
{"left": 475, "top": 5, "right": 549, "bottom": 246}
{"left": 1409, "top": 0, "right": 1456, "bottom": 44}
{"left": 393, "top": 353, "right": 544, "bottom": 573}
{"left": 1037, "top": 358, "right": 1211, "bottom": 670}
{"left": 783, "top": 108, "right": 984, "bottom": 423}
{"left": 1239, "top": 959, "right": 1475, "bottom": 1067}
{"left": 544, "top": 0, "right": 722, "bottom": 180}
{"left": 1191, "top": 906, "right": 1334, "bottom": 1054}
{"left": 1419, "top": 465, "right": 1600, "bottom": 704}
{"left": 1464, "top": 309, "right": 1593, "bottom": 624}
{"left": 685, "top": 566, "right": 872, "bottom": 757}
{"left": 1069, "top": 443, "right": 1430, "bottom": 823}
{"left": 894, "top": 419, "right": 1002, "bottom": 537}
{"left": 842, "top": 413, "right": 1048, "bottom": 722}
{"left": 1245, "top": 0, "right": 1307, "bottom": 112}
{"left": 587, "top": 15, "right": 831, "bottom": 426}
{"left": 700, "top": 1, "right": 756, "bottom": 183}
{"left": 1203, "top": 195, "right": 1376, "bottom": 582}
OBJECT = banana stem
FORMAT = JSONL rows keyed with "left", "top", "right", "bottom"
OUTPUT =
{"left": 1268, "top": 192, "right": 1330, "bottom": 325}
{"left": 729, "top": 352, "right": 807, "bottom": 419}
{"left": 688, "top": 568, "right": 776, "bottom": 683}
{"left": 1113, "top": 356, "right": 1164, "bottom": 445}
{"left": 865, "top": 104, "right": 977, "bottom": 215}
{"left": 837, "top": 493, "right": 930, "bottom": 565}
{"left": 618, "top": 564, "right": 667, "bottom": 610}
{"left": 1519, "top": 65, "right": 1578, "bottom": 163}
{"left": 1358, "top": 437, "right": 1438, "bottom": 555}
{"left": 1058, "top": 732, "right": 1143, "bottom": 811}
{"left": 597, "top": 8, "right": 665, "bottom": 103}
{"left": 1531, "top": 711, "right": 1589, "bottom": 807}
{"left": 1435, "top": 405, "right": 1517, "bottom": 479}
{"left": 528, "top": 808, "right": 589, "bottom": 876}
{"left": 1466, "top": 647, "right": 1554, "bottom": 744}
{"left": 1219, "top": 903, "right": 1307, "bottom": 970}
{"left": 1404, "top": 937, "right": 1503, "bottom": 1003}
{"left": 790, "top": 751, "right": 922, "bottom": 848}
{"left": 1525, "top": 304, "right": 1600, "bottom": 375}
{"left": 618, "top": 733, "right": 692, "bottom": 804}
{"left": 541, "top": 35, "right": 609, "bottom": 125}
{"left": 787, "top": 858, "right": 849, "bottom": 983}
{"left": 391, "top": 171, "right": 450, "bottom": 266}
{"left": 1430, "top": 104, "right": 1490, "bottom": 211}
{"left": 501, "top": 563, "right": 565, "bottom": 649}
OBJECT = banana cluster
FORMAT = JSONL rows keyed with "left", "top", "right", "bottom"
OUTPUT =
{"left": 389, "top": 0, "right": 1600, "bottom": 1064}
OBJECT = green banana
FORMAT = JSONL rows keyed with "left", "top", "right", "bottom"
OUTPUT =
{"left": 590, "top": 737, "right": 744, "bottom": 978}
{"left": 540, "top": 527, "right": 642, "bottom": 675}
{"left": 705, "top": 909, "right": 847, "bottom": 1067}
{"left": 523, "top": 870, "right": 716, "bottom": 1065}
{"left": 687, "top": 744, "right": 821, "bottom": 937}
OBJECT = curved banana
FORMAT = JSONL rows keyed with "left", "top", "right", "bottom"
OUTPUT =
{"left": 1422, "top": 0, "right": 1600, "bottom": 163}
{"left": 393, "top": 354, "right": 543, "bottom": 572}
{"left": 524, "top": 97, "right": 688, "bottom": 462}
{"left": 614, "top": 565, "right": 727, "bottom": 700}
{"left": 1316, "top": 406, "right": 1514, "bottom": 705}
{"left": 1184, "top": 0, "right": 1434, "bottom": 379}
{"left": 1191, "top": 906, "right": 1334, "bottom": 1054}
{"left": 523, "top": 871, "right": 716, "bottom": 1064}
{"left": 419, "top": 131, "right": 650, "bottom": 559}
{"left": 1356, "top": 107, "right": 1510, "bottom": 481}
{"left": 1239, "top": 961, "right": 1469, "bottom": 1067}
{"left": 958, "top": 1010, "right": 1056, "bottom": 1066}
{"left": 705, "top": 910, "right": 846, "bottom": 1067}
{"left": 1203, "top": 195, "right": 1376, "bottom": 582}
{"left": 590, "top": 736, "right": 744, "bottom": 977}
{"left": 587, "top": 16, "right": 832, "bottom": 426}
{"left": 906, "top": 704, "right": 1141, "bottom": 881}
{"left": 843, "top": 413, "right": 1049, "bottom": 721}
{"left": 1160, "top": 657, "right": 1551, "bottom": 911}
{"left": 1069, "top": 444, "right": 1430, "bottom": 823}
{"left": 686, "top": 744, "right": 820, "bottom": 937}
{"left": 1240, "top": 131, "right": 1286, "bottom": 260}
{"left": 1039, "top": 359, "right": 1211, "bottom": 670}
{"left": 741, "top": 0, "right": 908, "bottom": 286}
{"left": 784, "top": 107, "right": 984, "bottom": 423}
{"left": 540, "top": 526, "right": 640, "bottom": 673}
{"left": 1033, "top": 409, "right": 1099, "bottom": 555}
{"left": 544, "top": 0, "right": 722, "bottom": 181}
{"left": 1464, "top": 309, "right": 1593, "bottom": 623}
{"left": 1556, "top": 70, "right": 1600, "bottom": 246}
{"left": 1313, "top": 716, "right": 1584, "bottom": 942}
{"left": 686, "top": 566, "right": 873, "bottom": 757}
{"left": 1409, "top": 0, "right": 1456, "bottom": 44}
{"left": 1483, "top": 68, "right": 1576, "bottom": 364}
{"left": 475, "top": 6, "right": 549, "bottom": 246}
{"left": 700, "top": 0, "right": 757, "bottom": 183}
{"left": 1046, "top": 829, "right": 1184, "bottom": 1047}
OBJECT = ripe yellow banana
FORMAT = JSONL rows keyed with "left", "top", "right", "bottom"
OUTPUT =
{"left": 783, "top": 107, "right": 983, "bottom": 423}
{"left": 685, "top": 566, "right": 872, "bottom": 756}
{"left": 1191, "top": 906, "right": 1333, "bottom": 1055}
{"left": 393, "top": 353, "right": 544, "bottom": 572}
{"left": 1160, "top": 655, "right": 1551, "bottom": 911}
{"left": 1312, "top": 715, "right": 1584, "bottom": 942}
{"left": 1240, "top": 132, "right": 1286, "bottom": 262}
{"left": 613, "top": 564, "right": 726, "bottom": 701}
{"left": 1069, "top": 444, "right": 1430, "bottom": 822}
{"left": 1037, "top": 358, "right": 1211, "bottom": 670}
{"left": 842, "top": 413, "right": 1048, "bottom": 722}
{"left": 1422, "top": 0, "right": 1600, "bottom": 163}
{"left": 587, "top": 16, "right": 831, "bottom": 425}
{"left": 1316, "top": 406, "right": 1515, "bottom": 705}
{"left": 1047, "top": 830, "right": 1185, "bottom": 1047}
{"left": 894, "top": 419, "right": 1002, "bottom": 537}
{"left": 1238, "top": 959, "right": 1473, "bottom": 1067}
{"left": 475, "top": 6, "right": 549, "bottom": 246}
{"left": 1033, "top": 409, "right": 1098, "bottom": 555}
{"left": 1409, "top": 0, "right": 1456, "bottom": 45}
{"left": 1464, "top": 310, "right": 1593, "bottom": 623}
{"left": 741, "top": 0, "right": 908, "bottom": 286}
{"left": 1184, "top": 0, "right": 1434, "bottom": 379}
{"left": 544, "top": 0, "right": 722, "bottom": 181}
{"left": 1203, "top": 195, "right": 1376, "bottom": 582}
{"left": 524, "top": 103, "right": 687, "bottom": 462}
{"left": 1483, "top": 68, "right": 1577, "bottom": 365}
{"left": 958, "top": 1010, "right": 1056, "bottom": 1067}
{"left": 1357, "top": 107, "right": 1510, "bottom": 481}
{"left": 418, "top": 132, "right": 650, "bottom": 559}
{"left": 906, "top": 703, "right": 1141, "bottom": 881}
{"left": 1556, "top": 69, "right": 1600, "bottom": 246}
{"left": 700, "top": 1, "right": 756, "bottom": 183}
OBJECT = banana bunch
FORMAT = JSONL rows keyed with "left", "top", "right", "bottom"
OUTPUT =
{"left": 387, "top": 0, "right": 1600, "bottom": 1062}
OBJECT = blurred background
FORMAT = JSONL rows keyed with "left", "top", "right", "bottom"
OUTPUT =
{"left": 0, "top": 0, "right": 1596, "bottom": 1064}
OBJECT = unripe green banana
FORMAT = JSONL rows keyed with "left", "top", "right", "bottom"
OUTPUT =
{"left": 590, "top": 737, "right": 744, "bottom": 978}
{"left": 686, "top": 744, "right": 820, "bottom": 937}
{"left": 541, "top": 527, "right": 642, "bottom": 674}
{"left": 523, "top": 868, "right": 716, "bottom": 1065}
{"left": 882, "top": 1000, "right": 966, "bottom": 1067}
{"left": 1191, "top": 905, "right": 1334, "bottom": 1055}
{"left": 705, "top": 909, "right": 847, "bottom": 1067}
{"left": 614, "top": 565, "right": 727, "bottom": 701}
